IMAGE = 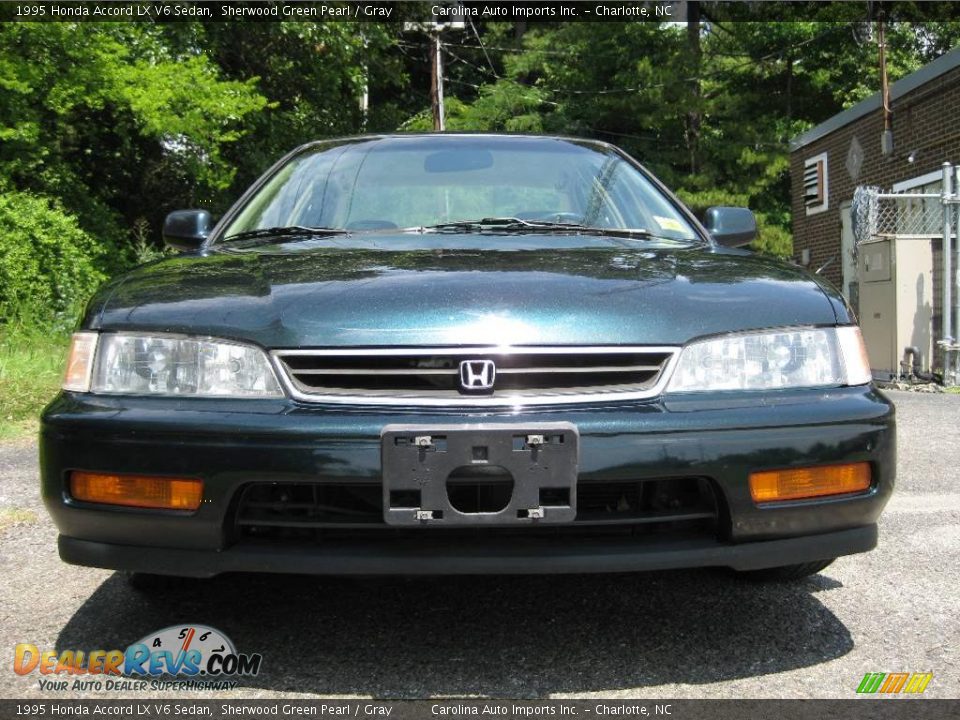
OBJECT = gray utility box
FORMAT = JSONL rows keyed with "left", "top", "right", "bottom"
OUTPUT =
{"left": 857, "top": 236, "right": 935, "bottom": 379}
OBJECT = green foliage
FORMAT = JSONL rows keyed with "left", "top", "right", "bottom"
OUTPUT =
{"left": 115, "top": 55, "right": 269, "bottom": 194}
{"left": 403, "top": 81, "right": 547, "bottom": 132}
{"left": 677, "top": 188, "right": 750, "bottom": 214}
{"left": 750, "top": 219, "right": 793, "bottom": 259}
{"left": 0, "top": 192, "right": 106, "bottom": 330}
{"left": 0, "top": 328, "right": 69, "bottom": 440}
{"left": 129, "top": 217, "right": 174, "bottom": 266}
{"left": 0, "top": 23, "right": 269, "bottom": 260}
{"left": 447, "top": 80, "right": 548, "bottom": 132}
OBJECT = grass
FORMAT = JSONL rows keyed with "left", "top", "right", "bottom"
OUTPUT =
{"left": 0, "top": 329, "right": 70, "bottom": 441}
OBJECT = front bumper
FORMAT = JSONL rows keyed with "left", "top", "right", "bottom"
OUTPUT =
{"left": 40, "top": 386, "right": 895, "bottom": 576}
{"left": 59, "top": 526, "right": 878, "bottom": 576}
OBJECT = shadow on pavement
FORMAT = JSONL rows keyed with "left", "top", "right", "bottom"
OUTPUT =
{"left": 56, "top": 568, "right": 852, "bottom": 697}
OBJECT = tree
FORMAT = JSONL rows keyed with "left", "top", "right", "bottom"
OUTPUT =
{"left": 0, "top": 22, "right": 268, "bottom": 265}
{"left": 193, "top": 23, "right": 408, "bottom": 193}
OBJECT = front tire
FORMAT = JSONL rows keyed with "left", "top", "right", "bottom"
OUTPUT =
{"left": 737, "top": 558, "right": 835, "bottom": 581}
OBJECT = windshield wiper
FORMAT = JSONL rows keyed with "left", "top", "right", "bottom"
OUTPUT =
{"left": 221, "top": 225, "right": 350, "bottom": 244}
{"left": 416, "top": 217, "right": 535, "bottom": 233}
{"left": 519, "top": 221, "right": 656, "bottom": 239}
{"left": 417, "top": 217, "right": 676, "bottom": 241}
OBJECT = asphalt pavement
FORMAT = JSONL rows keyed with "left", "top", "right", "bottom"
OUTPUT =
{"left": 0, "top": 390, "right": 956, "bottom": 700}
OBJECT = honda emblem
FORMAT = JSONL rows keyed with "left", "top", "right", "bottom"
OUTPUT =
{"left": 459, "top": 359, "right": 496, "bottom": 392}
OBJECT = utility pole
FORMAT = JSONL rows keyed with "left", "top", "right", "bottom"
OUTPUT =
{"left": 431, "top": 27, "right": 445, "bottom": 131}
{"left": 404, "top": 5, "right": 463, "bottom": 133}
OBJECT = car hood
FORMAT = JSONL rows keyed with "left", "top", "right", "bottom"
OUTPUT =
{"left": 89, "top": 236, "right": 844, "bottom": 348}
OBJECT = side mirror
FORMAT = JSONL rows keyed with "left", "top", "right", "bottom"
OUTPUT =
{"left": 163, "top": 210, "right": 213, "bottom": 251}
{"left": 704, "top": 206, "right": 757, "bottom": 247}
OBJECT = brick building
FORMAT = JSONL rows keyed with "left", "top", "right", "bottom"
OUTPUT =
{"left": 790, "top": 46, "right": 960, "bottom": 375}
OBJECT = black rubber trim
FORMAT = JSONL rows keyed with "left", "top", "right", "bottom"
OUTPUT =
{"left": 58, "top": 525, "right": 877, "bottom": 577}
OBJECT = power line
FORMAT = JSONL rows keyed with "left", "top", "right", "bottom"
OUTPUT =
{"left": 467, "top": 16, "right": 499, "bottom": 78}
{"left": 443, "top": 76, "right": 560, "bottom": 107}
{"left": 444, "top": 40, "right": 583, "bottom": 57}
{"left": 444, "top": 45, "right": 496, "bottom": 79}
{"left": 440, "top": 22, "right": 851, "bottom": 97}
{"left": 398, "top": 21, "right": 848, "bottom": 150}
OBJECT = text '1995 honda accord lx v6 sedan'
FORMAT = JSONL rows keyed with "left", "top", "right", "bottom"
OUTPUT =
{"left": 41, "top": 134, "right": 894, "bottom": 584}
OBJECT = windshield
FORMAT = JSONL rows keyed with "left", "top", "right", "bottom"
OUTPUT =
{"left": 219, "top": 136, "right": 700, "bottom": 242}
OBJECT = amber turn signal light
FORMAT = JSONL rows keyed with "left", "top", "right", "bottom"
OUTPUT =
{"left": 749, "top": 462, "right": 871, "bottom": 503}
{"left": 69, "top": 471, "right": 203, "bottom": 511}
{"left": 62, "top": 332, "right": 98, "bottom": 392}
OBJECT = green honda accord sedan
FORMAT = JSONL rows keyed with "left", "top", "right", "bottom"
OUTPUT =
{"left": 40, "top": 134, "right": 894, "bottom": 583}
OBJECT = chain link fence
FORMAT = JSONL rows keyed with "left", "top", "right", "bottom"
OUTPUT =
{"left": 852, "top": 185, "right": 943, "bottom": 244}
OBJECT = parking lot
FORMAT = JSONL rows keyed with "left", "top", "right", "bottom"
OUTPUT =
{"left": 0, "top": 390, "right": 956, "bottom": 700}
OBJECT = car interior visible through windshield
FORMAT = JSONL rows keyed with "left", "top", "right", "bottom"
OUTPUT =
{"left": 221, "top": 137, "right": 700, "bottom": 242}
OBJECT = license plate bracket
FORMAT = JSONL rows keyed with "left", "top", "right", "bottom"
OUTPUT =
{"left": 381, "top": 423, "right": 578, "bottom": 526}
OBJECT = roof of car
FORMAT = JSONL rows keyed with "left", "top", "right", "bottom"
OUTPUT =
{"left": 293, "top": 133, "right": 619, "bottom": 154}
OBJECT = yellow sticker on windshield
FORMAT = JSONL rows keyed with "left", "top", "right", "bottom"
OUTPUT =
{"left": 653, "top": 216, "right": 685, "bottom": 233}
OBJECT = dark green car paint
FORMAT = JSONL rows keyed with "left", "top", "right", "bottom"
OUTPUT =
{"left": 80, "top": 241, "right": 847, "bottom": 348}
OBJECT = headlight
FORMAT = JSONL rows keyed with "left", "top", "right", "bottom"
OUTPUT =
{"left": 63, "top": 333, "right": 282, "bottom": 398}
{"left": 666, "top": 326, "right": 872, "bottom": 393}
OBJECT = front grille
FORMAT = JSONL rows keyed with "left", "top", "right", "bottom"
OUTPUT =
{"left": 233, "top": 478, "right": 719, "bottom": 543}
{"left": 236, "top": 482, "right": 383, "bottom": 530}
{"left": 272, "top": 346, "right": 677, "bottom": 406}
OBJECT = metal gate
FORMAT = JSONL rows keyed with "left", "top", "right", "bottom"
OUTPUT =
{"left": 851, "top": 163, "right": 960, "bottom": 386}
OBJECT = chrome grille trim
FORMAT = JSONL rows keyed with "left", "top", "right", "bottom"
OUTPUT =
{"left": 271, "top": 346, "right": 679, "bottom": 407}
